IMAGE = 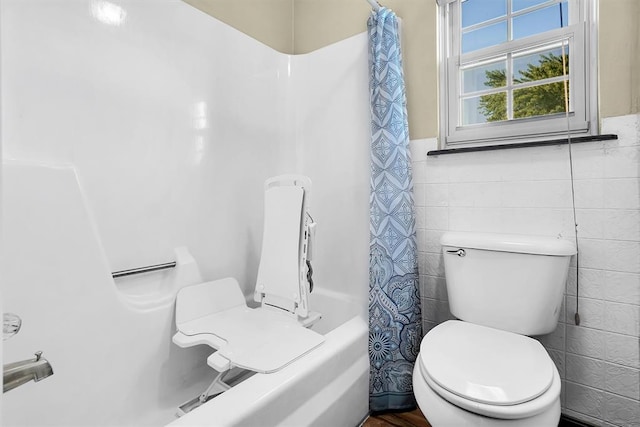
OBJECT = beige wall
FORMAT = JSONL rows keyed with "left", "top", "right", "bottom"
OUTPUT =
{"left": 599, "top": 0, "right": 640, "bottom": 118}
{"left": 293, "top": 0, "right": 438, "bottom": 141}
{"left": 182, "top": 0, "right": 294, "bottom": 53}
{"left": 182, "top": 0, "right": 639, "bottom": 138}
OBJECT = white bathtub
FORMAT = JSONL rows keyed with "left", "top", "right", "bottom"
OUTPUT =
{"left": 167, "top": 287, "right": 369, "bottom": 427}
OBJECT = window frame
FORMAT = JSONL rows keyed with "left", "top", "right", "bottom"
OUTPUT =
{"left": 438, "top": 0, "right": 598, "bottom": 147}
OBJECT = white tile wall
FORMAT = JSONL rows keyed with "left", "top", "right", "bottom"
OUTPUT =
{"left": 412, "top": 114, "right": 640, "bottom": 426}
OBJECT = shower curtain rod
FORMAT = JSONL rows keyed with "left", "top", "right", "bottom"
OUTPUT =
{"left": 366, "top": 0, "right": 382, "bottom": 11}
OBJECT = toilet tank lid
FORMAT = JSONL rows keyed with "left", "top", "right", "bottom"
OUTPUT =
{"left": 440, "top": 232, "right": 576, "bottom": 256}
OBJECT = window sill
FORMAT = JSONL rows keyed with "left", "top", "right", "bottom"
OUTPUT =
{"left": 427, "top": 134, "right": 618, "bottom": 156}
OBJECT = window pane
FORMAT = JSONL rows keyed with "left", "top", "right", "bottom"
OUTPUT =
{"left": 512, "top": 2, "right": 568, "bottom": 40}
{"left": 462, "top": 60, "right": 507, "bottom": 94}
{"left": 513, "top": 45, "right": 568, "bottom": 84}
{"left": 462, "top": 0, "right": 506, "bottom": 28}
{"left": 462, "top": 92, "right": 507, "bottom": 125}
{"left": 513, "top": 0, "right": 552, "bottom": 12}
{"left": 462, "top": 21, "right": 507, "bottom": 53}
{"left": 513, "top": 81, "right": 568, "bottom": 119}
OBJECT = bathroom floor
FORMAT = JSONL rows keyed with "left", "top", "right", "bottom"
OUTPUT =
{"left": 363, "top": 408, "right": 431, "bottom": 427}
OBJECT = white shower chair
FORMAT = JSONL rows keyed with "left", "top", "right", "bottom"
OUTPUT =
{"left": 172, "top": 175, "right": 323, "bottom": 415}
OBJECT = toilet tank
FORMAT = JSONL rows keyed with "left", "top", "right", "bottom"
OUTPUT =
{"left": 441, "top": 232, "right": 576, "bottom": 336}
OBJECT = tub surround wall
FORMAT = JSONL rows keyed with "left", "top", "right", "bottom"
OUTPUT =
{"left": 412, "top": 113, "right": 640, "bottom": 426}
{"left": 182, "top": 0, "right": 294, "bottom": 54}
{"left": 292, "top": 34, "right": 372, "bottom": 320}
{"left": 2, "top": 162, "right": 215, "bottom": 425}
{"left": 1, "top": 0, "right": 371, "bottom": 425}
{"left": 1, "top": 0, "right": 292, "bottom": 292}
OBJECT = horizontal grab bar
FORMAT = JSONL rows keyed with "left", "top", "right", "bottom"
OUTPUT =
{"left": 112, "top": 261, "right": 176, "bottom": 278}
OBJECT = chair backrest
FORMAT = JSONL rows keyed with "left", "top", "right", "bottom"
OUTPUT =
{"left": 254, "top": 175, "right": 312, "bottom": 317}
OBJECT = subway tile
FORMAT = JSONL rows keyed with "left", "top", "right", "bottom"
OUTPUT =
{"left": 566, "top": 353, "right": 605, "bottom": 389}
{"left": 424, "top": 206, "right": 448, "bottom": 231}
{"left": 413, "top": 183, "right": 426, "bottom": 207}
{"left": 423, "top": 252, "right": 444, "bottom": 277}
{"left": 603, "top": 209, "right": 640, "bottom": 242}
{"left": 418, "top": 251, "right": 428, "bottom": 277}
{"left": 411, "top": 161, "right": 427, "bottom": 185}
{"left": 415, "top": 206, "right": 426, "bottom": 230}
{"left": 577, "top": 239, "right": 607, "bottom": 270}
{"left": 501, "top": 146, "right": 568, "bottom": 181}
{"left": 446, "top": 155, "right": 503, "bottom": 183}
{"left": 565, "top": 382, "right": 605, "bottom": 419}
{"left": 601, "top": 114, "right": 640, "bottom": 147}
{"left": 604, "top": 271, "right": 640, "bottom": 305}
{"left": 603, "top": 301, "right": 640, "bottom": 337}
{"left": 409, "top": 138, "right": 433, "bottom": 164}
{"left": 448, "top": 182, "right": 502, "bottom": 208}
{"left": 603, "top": 392, "right": 640, "bottom": 427}
{"left": 571, "top": 146, "right": 606, "bottom": 179}
{"left": 416, "top": 227, "right": 428, "bottom": 252}
{"left": 476, "top": 183, "right": 501, "bottom": 207}
{"left": 574, "top": 179, "right": 604, "bottom": 208}
{"left": 536, "top": 322, "right": 566, "bottom": 351}
{"left": 422, "top": 320, "right": 438, "bottom": 335}
{"left": 448, "top": 183, "right": 472, "bottom": 207}
{"left": 566, "top": 325, "right": 606, "bottom": 359}
{"left": 425, "top": 183, "right": 448, "bottom": 207}
{"left": 421, "top": 275, "right": 448, "bottom": 301}
{"left": 603, "top": 363, "right": 640, "bottom": 400}
{"left": 422, "top": 298, "right": 453, "bottom": 324}
{"left": 475, "top": 182, "right": 503, "bottom": 207}
{"left": 447, "top": 207, "right": 474, "bottom": 232}
{"left": 425, "top": 158, "right": 450, "bottom": 184}
{"left": 566, "top": 267, "right": 577, "bottom": 295}
{"left": 498, "top": 207, "right": 569, "bottom": 236}
{"left": 501, "top": 180, "right": 572, "bottom": 209}
{"left": 566, "top": 297, "right": 605, "bottom": 329}
{"left": 604, "top": 332, "right": 640, "bottom": 369}
{"left": 424, "top": 230, "right": 444, "bottom": 254}
{"left": 566, "top": 268, "right": 605, "bottom": 300}
{"left": 604, "top": 240, "right": 640, "bottom": 274}
{"left": 603, "top": 178, "right": 640, "bottom": 209}
{"left": 575, "top": 209, "right": 605, "bottom": 239}
{"left": 603, "top": 146, "right": 640, "bottom": 178}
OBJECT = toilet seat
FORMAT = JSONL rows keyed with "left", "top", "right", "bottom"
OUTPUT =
{"left": 417, "top": 320, "right": 560, "bottom": 420}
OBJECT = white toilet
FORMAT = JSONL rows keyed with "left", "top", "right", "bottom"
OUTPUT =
{"left": 413, "top": 232, "right": 576, "bottom": 426}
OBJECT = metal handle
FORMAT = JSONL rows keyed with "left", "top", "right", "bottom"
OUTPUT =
{"left": 111, "top": 261, "right": 176, "bottom": 278}
{"left": 446, "top": 249, "right": 466, "bottom": 257}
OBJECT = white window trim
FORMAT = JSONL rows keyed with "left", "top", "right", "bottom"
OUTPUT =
{"left": 438, "top": 0, "right": 599, "bottom": 148}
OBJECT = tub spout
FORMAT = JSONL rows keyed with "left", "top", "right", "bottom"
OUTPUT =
{"left": 3, "top": 351, "right": 54, "bottom": 393}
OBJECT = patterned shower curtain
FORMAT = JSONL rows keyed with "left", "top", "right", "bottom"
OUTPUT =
{"left": 367, "top": 8, "right": 422, "bottom": 413}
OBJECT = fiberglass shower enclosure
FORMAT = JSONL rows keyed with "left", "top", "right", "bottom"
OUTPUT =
{"left": 0, "top": 0, "right": 371, "bottom": 424}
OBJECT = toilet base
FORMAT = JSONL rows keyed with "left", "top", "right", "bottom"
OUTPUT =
{"left": 412, "top": 364, "right": 560, "bottom": 426}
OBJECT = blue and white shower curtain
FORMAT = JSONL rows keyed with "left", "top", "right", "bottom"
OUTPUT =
{"left": 367, "top": 8, "right": 422, "bottom": 413}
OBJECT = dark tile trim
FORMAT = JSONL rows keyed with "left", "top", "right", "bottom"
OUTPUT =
{"left": 427, "top": 134, "right": 618, "bottom": 157}
{"left": 558, "top": 414, "right": 595, "bottom": 427}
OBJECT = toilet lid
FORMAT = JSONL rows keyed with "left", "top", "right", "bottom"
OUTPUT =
{"left": 420, "top": 320, "right": 554, "bottom": 406}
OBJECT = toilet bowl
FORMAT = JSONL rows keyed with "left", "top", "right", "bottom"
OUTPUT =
{"left": 413, "top": 321, "right": 560, "bottom": 426}
{"left": 413, "top": 232, "right": 575, "bottom": 426}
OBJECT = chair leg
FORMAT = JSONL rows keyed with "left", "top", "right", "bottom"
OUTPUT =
{"left": 199, "top": 369, "right": 231, "bottom": 403}
{"left": 176, "top": 369, "right": 231, "bottom": 417}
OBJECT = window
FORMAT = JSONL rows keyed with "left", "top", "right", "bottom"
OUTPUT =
{"left": 439, "top": 0, "right": 597, "bottom": 146}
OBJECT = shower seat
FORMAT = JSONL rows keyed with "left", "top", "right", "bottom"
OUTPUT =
{"left": 172, "top": 175, "right": 323, "bottom": 415}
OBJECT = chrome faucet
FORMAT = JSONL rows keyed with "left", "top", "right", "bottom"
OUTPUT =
{"left": 3, "top": 351, "right": 54, "bottom": 393}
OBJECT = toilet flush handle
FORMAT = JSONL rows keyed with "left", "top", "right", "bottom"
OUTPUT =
{"left": 446, "top": 249, "right": 466, "bottom": 257}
